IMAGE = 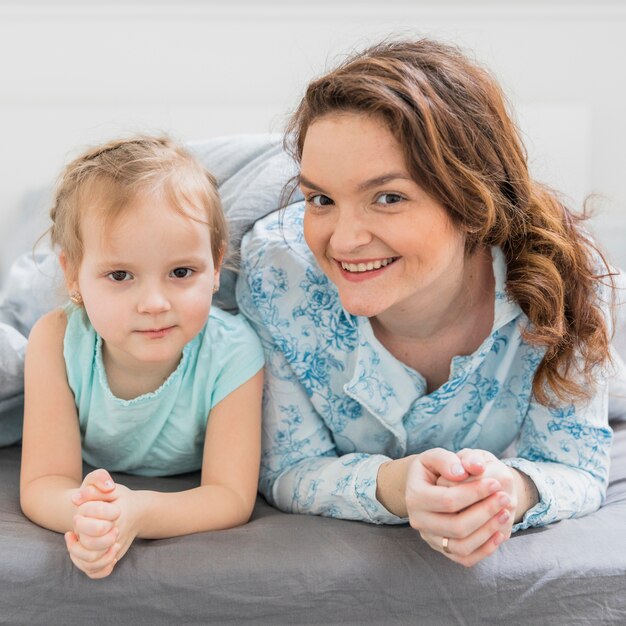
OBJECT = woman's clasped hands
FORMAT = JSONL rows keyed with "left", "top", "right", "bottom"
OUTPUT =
{"left": 65, "top": 469, "right": 137, "bottom": 579}
{"left": 405, "top": 448, "right": 527, "bottom": 567}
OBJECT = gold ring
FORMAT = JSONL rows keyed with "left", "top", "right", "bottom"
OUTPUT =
{"left": 442, "top": 537, "right": 451, "bottom": 554}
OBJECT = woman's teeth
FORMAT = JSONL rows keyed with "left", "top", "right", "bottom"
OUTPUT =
{"left": 340, "top": 257, "right": 396, "bottom": 273}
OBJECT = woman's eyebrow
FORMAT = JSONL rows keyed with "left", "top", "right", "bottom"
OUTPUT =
{"left": 356, "top": 173, "right": 412, "bottom": 191}
{"left": 298, "top": 172, "right": 411, "bottom": 193}
{"left": 298, "top": 174, "right": 326, "bottom": 192}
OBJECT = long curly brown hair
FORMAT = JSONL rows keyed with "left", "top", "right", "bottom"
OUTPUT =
{"left": 286, "top": 38, "right": 614, "bottom": 405}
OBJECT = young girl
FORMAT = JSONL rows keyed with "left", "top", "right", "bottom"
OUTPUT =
{"left": 20, "top": 136, "right": 264, "bottom": 579}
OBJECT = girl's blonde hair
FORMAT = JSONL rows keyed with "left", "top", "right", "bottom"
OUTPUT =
{"left": 50, "top": 135, "right": 227, "bottom": 277}
{"left": 287, "top": 38, "right": 614, "bottom": 406}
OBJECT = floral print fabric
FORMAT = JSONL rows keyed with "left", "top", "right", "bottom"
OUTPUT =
{"left": 236, "top": 202, "right": 612, "bottom": 531}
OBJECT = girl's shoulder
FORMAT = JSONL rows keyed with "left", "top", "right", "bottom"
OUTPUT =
{"left": 203, "top": 307, "right": 262, "bottom": 353}
{"left": 29, "top": 307, "right": 69, "bottom": 345}
{"left": 25, "top": 307, "right": 71, "bottom": 366}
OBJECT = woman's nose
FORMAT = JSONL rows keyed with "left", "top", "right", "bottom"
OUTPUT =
{"left": 329, "top": 207, "right": 373, "bottom": 254}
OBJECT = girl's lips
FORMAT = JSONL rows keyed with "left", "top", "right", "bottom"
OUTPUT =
{"left": 136, "top": 326, "right": 175, "bottom": 339}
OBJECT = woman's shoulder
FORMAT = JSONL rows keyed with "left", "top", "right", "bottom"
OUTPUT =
{"left": 239, "top": 201, "right": 315, "bottom": 275}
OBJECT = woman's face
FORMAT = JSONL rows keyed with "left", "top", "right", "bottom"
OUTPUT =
{"left": 300, "top": 112, "right": 467, "bottom": 320}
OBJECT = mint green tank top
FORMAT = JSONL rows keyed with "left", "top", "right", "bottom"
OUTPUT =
{"left": 64, "top": 305, "right": 264, "bottom": 476}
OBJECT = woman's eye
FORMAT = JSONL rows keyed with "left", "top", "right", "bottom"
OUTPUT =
{"left": 308, "top": 194, "right": 334, "bottom": 207}
{"left": 170, "top": 267, "right": 193, "bottom": 279}
{"left": 107, "top": 270, "right": 132, "bottom": 282}
{"left": 375, "top": 192, "right": 404, "bottom": 205}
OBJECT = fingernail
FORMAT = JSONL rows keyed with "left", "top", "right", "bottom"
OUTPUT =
{"left": 486, "top": 480, "right": 500, "bottom": 493}
{"left": 498, "top": 510, "right": 510, "bottom": 524}
{"left": 71, "top": 493, "right": 81, "bottom": 504}
{"left": 498, "top": 493, "right": 510, "bottom": 507}
{"left": 469, "top": 457, "right": 484, "bottom": 469}
{"left": 493, "top": 533, "right": 504, "bottom": 546}
{"left": 451, "top": 463, "right": 465, "bottom": 476}
{"left": 103, "top": 480, "right": 114, "bottom": 489}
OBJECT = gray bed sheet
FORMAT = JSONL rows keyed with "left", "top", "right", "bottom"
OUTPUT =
{"left": 1, "top": 421, "right": 625, "bottom": 625}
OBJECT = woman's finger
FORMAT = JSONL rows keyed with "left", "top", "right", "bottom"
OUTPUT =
{"left": 416, "top": 489, "right": 512, "bottom": 539}
{"left": 411, "top": 448, "right": 469, "bottom": 483}
{"left": 408, "top": 476, "right": 502, "bottom": 515}
{"left": 436, "top": 529, "right": 505, "bottom": 567}
{"left": 424, "top": 504, "right": 511, "bottom": 558}
{"left": 72, "top": 484, "right": 118, "bottom": 506}
{"left": 456, "top": 448, "right": 498, "bottom": 476}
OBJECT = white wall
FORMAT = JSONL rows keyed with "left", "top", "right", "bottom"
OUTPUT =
{"left": 1, "top": 0, "right": 625, "bottom": 276}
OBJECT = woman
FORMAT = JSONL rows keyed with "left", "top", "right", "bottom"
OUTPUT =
{"left": 236, "top": 38, "right": 614, "bottom": 567}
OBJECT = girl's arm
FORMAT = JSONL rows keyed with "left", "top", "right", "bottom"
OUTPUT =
{"left": 20, "top": 310, "right": 87, "bottom": 531}
{"left": 123, "top": 368, "right": 264, "bottom": 539}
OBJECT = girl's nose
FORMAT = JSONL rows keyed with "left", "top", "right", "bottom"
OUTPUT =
{"left": 137, "top": 283, "right": 172, "bottom": 314}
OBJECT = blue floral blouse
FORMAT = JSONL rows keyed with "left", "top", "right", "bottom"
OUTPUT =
{"left": 236, "top": 202, "right": 613, "bottom": 531}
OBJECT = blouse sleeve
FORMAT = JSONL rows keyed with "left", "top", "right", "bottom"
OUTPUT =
{"left": 503, "top": 273, "right": 614, "bottom": 532}
{"left": 236, "top": 229, "right": 406, "bottom": 525}
{"left": 503, "top": 380, "right": 612, "bottom": 532}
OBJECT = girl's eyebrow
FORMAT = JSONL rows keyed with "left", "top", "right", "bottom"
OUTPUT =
{"left": 298, "top": 172, "right": 411, "bottom": 193}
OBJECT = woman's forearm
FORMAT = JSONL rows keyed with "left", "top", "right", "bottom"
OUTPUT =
{"left": 375, "top": 456, "right": 415, "bottom": 518}
{"left": 20, "top": 475, "right": 81, "bottom": 533}
{"left": 132, "top": 484, "right": 255, "bottom": 539}
{"left": 510, "top": 468, "right": 539, "bottom": 523}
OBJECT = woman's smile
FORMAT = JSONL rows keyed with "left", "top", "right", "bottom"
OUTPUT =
{"left": 301, "top": 113, "right": 467, "bottom": 320}
{"left": 335, "top": 256, "right": 400, "bottom": 281}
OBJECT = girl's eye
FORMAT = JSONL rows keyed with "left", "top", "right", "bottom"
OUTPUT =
{"left": 170, "top": 267, "right": 193, "bottom": 279}
{"left": 107, "top": 270, "right": 132, "bottom": 282}
{"left": 375, "top": 192, "right": 404, "bottom": 205}
{"left": 308, "top": 194, "right": 334, "bottom": 207}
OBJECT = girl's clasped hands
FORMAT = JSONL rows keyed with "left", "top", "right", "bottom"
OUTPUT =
{"left": 65, "top": 469, "right": 132, "bottom": 578}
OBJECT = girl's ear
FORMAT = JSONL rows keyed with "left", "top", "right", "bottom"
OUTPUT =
{"left": 59, "top": 251, "right": 78, "bottom": 294}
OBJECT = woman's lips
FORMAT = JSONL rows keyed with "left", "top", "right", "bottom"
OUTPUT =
{"left": 335, "top": 257, "right": 399, "bottom": 282}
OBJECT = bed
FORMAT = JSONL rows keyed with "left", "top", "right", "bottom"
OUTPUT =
{"left": 1, "top": 135, "right": 625, "bottom": 625}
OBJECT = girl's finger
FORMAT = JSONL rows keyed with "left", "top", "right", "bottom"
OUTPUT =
{"left": 75, "top": 500, "right": 121, "bottom": 522}
{"left": 83, "top": 468, "right": 116, "bottom": 492}
{"left": 72, "top": 514, "right": 115, "bottom": 538}
{"left": 65, "top": 531, "right": 108, "bottom": 564}
{"left": 67, "top": 540, "right": 120, "bottom": 577}
{"left": 72, "top": 484, "right": 118, "bottom": 506}
{"left": 72, "top": 524, "right": 119, "bottom": 552}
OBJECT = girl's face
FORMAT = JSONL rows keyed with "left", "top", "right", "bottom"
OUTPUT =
{"left": 64, "top": 193, "right": 218, "bottom": 376}
{"left": 300, "top": 112, "right": 467, "bottom": 320}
